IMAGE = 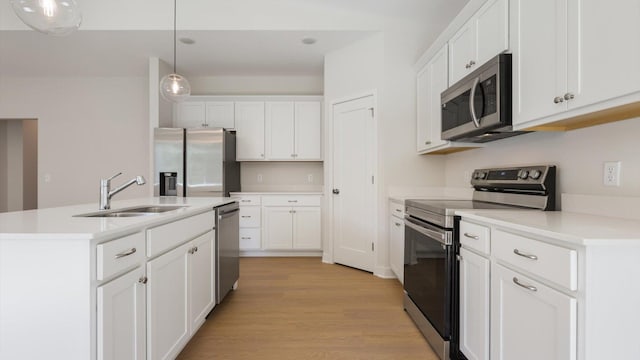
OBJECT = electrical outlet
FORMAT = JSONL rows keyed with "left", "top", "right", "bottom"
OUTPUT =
{"left": 307, "top": 174, "right": 313, "bottom": 183}
{"left": 603, "top": 161, "right": 621, "bottom": 186}
{"left": 257, "top": 174, "right": 263, "bottom": 183}
{"left": 44, "top": 173, "right": 51, "bottom": 183}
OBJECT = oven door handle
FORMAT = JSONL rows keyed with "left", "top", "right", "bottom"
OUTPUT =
{"left": 469, "top": 77, "right": 481, "bottom": 128}
{"left": 404, "top": 217, "right": 452, "bottom": 246}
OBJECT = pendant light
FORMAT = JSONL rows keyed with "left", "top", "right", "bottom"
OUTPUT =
{"left": 10, "top": 0, "right": 82, "bottom": 36}
{"left": 159, "top": 0, "right": 191, "bottom": 103}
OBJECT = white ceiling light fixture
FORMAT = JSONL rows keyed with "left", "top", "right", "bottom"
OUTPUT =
{"left": 10, "top": 0, "right": 82, "bottom": 36}
{"left": 159, "top": 0, "right": 191, "bottom": 103}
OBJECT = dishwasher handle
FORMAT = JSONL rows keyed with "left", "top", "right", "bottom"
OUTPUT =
{"left": 218, "top": 207, "right": 239, "bottom": 220}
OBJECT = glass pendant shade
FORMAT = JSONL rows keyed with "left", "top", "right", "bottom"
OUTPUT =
{"left": 10, "top": 0, "right": 82, "bottom": 36}
{"left": 159, "top": 73, "right": 191, "bottom": 102}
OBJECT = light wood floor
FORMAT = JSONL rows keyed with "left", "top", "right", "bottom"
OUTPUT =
{"left": 177, "top": 257, "right": 438, "bottom": 360}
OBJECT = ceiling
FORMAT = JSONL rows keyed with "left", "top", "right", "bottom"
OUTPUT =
{"left": 0, "top": 0, "right": 469, "bottom": 78}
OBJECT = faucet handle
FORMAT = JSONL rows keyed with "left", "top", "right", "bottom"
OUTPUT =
{"left": 105, "top": 172, "right": 122, "bottom": 182}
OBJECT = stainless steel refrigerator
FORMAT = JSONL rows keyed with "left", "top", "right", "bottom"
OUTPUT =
{"left": 154, "top": 128, "right": 240, "bottom": 197}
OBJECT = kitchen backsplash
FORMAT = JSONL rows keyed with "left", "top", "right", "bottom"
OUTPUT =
{"left": 240, "top": 162, "right": 323, "bottom": 192}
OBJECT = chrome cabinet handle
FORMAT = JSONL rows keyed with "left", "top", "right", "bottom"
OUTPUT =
{"left": 464, "top": 233, "right": 479, "bottom": 240}
{"left": 465, "top": 63, "right": 470, "bottom": 69}
{"left": 513, "top": 249, "right": 538, "bottom": 260}
{"left": 115, "top": 248, "right": 136, "bottom": 259}
{"left": 553, "top": 96, "right": 564, "bottom": 104}
{"left": 194, "top": 246, "right": 198, "bottom": 253}
{"left": 241, "top": 237, "right": 251, "bottom": 240}
{"left": 469, "top": 60, "right": 476, "bottom": 66}
{"left": 394, "top": 222, "right": 402, "bottom": 227}
{"left": 241, "top": 199, "right": 250, "bottom": 202}
{"left": 332, "top": 189, "right": 340, "bottom": 195}
{"left": 564, "top": 92, "right": 575, "bottom": 100}
{"left": 138, "top": 276, "right": 148, "bottom": 284}
{"left": 469, "top": 77, "right": 481, "bottom": 128}
{"left": 241, "top": 215, "right": 251, "bottom": 218}
{"left": 513, "top": 277, "right": 537, "bottom": 292}
{"left": 288, "top": 200, "right": 298, "bottom": 203}
{"left": 188, "top": 246, "right": 198, "bottom": 254}
{"left": 424, "top": 141, "right": 431, "bottom": 145}
{"left": 395, "top": 209, "right": 402, "bottom": 213}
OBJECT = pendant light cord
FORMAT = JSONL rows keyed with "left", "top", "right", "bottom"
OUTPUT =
{"left": 173, "top": 0, "right": 177, "bottom": 74}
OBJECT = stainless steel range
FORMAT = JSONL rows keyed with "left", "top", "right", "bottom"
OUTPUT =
{"left": 403, "top": 165, "right": 556, "bottom": 360}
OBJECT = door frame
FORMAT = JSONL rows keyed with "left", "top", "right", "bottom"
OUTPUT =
{"left": 322, "top": 89, "right": 379, "bottom": 272}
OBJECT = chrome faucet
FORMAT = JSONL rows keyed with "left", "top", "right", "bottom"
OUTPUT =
{"left": 99, "top": 172, "right": 146, "bottom": 210}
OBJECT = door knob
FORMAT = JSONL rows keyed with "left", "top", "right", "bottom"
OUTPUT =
{"left": 332, "top": 189, "right": 340, "bottom": 194}
{"left": 553, "top": 96, "right": 564, "bottom": 104}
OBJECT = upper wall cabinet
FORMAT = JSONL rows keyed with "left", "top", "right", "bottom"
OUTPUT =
{"left": 174, "top": 101, "right": 235, "bottom": 129}
{"left": 235, "top": 102, "right": 266, "bottom": 161}
{"left": 512, "top": 0, "right": 640, "bottom": 130}
{"left": 448, "top": 0, "right": 509, "bottom": 85}
{"left": 265, "top": 101, "right": 322, "bottom": 161}
{"left": 417, "top": 45, "right": 483, "bottom": 154}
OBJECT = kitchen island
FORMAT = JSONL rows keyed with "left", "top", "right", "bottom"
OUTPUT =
{"left": 0, "top": 196, "right": 236, "bottom": 360}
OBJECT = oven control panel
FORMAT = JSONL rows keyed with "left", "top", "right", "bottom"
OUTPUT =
{"left": 471, "top": 165, "right": 555, "bottom": 188}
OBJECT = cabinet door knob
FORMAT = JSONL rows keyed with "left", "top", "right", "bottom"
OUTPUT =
{"left": 138, "top": 276, "right": 148, "bottom": 284}
{"left": 553, "top": 96, "right": 564, "bottom": 104}
{"left": 564, "top": 92, "right": 575, "bottom": 101}
{"left": 424, "top": 141, "right": 431, "bottom": 145}
{"left": 469, "top": 60, "right": 476, "bottom": 66}
{"left": 465, "top": 63, "right": 470, "bottom": 69}
{"left": 332, "top": 189, "right": 340, "bottom": 195}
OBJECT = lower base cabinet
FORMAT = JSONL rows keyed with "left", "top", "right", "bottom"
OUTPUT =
{"left": 97, "top": 267, "right": 147, "bottom": 360}
{"left": 147, "top": 230, "right": 215, "bottom": 360}
{"left": 263, "top": 206, "right": 321, "bottom": 250}
{"left": 458, "top": 248, "right": 490, "bottom": 360}
{"left": 490, "top": 263, "right": 577, "bottom": 360}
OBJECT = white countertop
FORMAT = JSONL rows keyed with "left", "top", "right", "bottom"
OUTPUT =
{"left": 456, "top": 209, "right": 640, "bottom": 246}
{"left": 230, "top": 192, "right": 323, "bottom": 195}
{"left": 0, "top": 197, "right": 236, "bottom": 241}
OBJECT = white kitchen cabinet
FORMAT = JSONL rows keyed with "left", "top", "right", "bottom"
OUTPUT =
{"left": 417, "top": 45, "right": 480, "bottom": 154}
{"left": 448, "top": 0, "right": 509, "bottom": 85}
{"left": 294, "top": 101, "right": 322, "bottom": 160}
{"left": 263, "top": 206, "right": 321, "bottom": 250}
{"left": 97, "top": 266, "right": 146, "bottom": 360}
{"left": 235, "top": 101, "right": 265, "bottom": 160}
{"left": 491, "top": 263, "right": 577, "bottom": 360}
{"left": 175, "top": 102, "right": 206, "bottom": 128}
{"left": 458, "top": 247, "right": 490, "bottom": 360}
{"left": 263, "top": 206, "right": 294, "bottom": 249}
{"left": 147, "top": 230, "right": 215, "bottom": 360}
{"left": 175, "top": 101, "right": 234, "bottom": 129}
{"left": 265, "top": 101, "right": 295, "bottom": 160}
{"left": 146, "top": 241, "right": 191, "bottom": 360}
{"left": 388, "top": 200, "right": 404, "bottom": 283}
{"left": 188, "top": 231, "right": 215, "bottom": 333}
{"left": 265, "top": 101, "right": 322, "bottom": 161}
{"left": 512, "top": 0, "right": 640, "bottom": 129}
{"left": 262, "top": 195, "right": 322, "bottom": 251}
{"left": 236, "top": 195, "right": 262, "bottom": 251}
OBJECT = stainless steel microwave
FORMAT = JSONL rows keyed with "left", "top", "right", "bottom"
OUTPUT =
{"left": 441, "top": 53, "right": 527, "bottom": 143}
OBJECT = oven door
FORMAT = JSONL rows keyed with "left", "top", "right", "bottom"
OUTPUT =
{"left": 404, "top": 216, "right": 454, "bottom": 340}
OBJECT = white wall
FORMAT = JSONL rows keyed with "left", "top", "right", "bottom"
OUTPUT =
{"left": 189, "top": 75, "right": 323, "bottom": 95}
{"left": 323, "top": 32, "right": 448, "bottom": 276}
{"left": 444, "top": 117, "right": 640, "bottom": 201}
{"left": 0, "top": 77, "right": 150, "bottom": 208}
{"left": 240, "top": 162, "right": 323, "bottom": 192}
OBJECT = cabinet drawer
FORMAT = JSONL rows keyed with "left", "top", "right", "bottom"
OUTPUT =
{"left": 97, "top": 232, "right": 145, "bottom": 281}
{"left": 236, "top": 195, "right": 261, "bottom": 206}
{"left": 239, "top": 228, "right": 261, "bottom": 250}
{"left": 262, "top": 195, "right": 321, "bottom": 207}
{"left": 459, "top": 220, "right": 490, "bottom": 255}
{"left": 146, "top": 211, "right": 214, "bottom": 258}
{"left": 493, "top": 229, "right": 577, "bottom": 291}
{"left": 390, "top": 201, "right": 405, "bottom": 219}
{"left": 239, "top": 206, "right": 261, "bottom": 227}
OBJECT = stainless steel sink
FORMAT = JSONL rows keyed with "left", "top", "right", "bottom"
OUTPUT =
{"left": 74, "top": 205, "right": 188, "bottom": 218}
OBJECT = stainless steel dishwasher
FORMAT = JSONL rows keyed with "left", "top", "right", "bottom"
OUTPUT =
{"left": 216, "top": 201, "right": 240, "bottom": 303}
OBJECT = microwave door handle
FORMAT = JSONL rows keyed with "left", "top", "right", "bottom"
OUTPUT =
{"left": 469, "top": 77, "right": 481, "bottom": 128}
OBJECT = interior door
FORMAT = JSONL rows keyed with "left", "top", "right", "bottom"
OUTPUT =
{"left": 332, "top": 95, "right": 375, "bottom": 272}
